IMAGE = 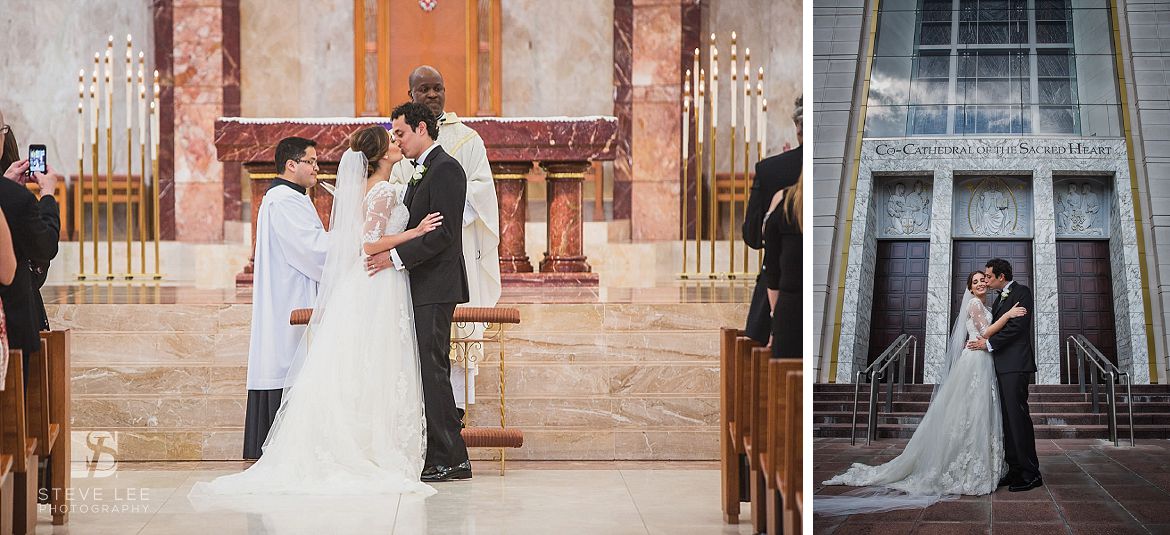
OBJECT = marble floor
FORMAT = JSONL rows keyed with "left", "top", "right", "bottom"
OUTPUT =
{"left": 35, "top": 461, "right": 755, "bottom": 534}
{"left": 814, "top": 438, "right": 1170, "bottom": 534}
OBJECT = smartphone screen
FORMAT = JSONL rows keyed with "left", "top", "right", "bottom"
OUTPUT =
{"left": 28, "top": 145, "right": 47, "bottom": 175}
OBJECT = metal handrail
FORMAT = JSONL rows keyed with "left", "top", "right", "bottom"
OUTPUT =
{"left": 850, "top": 334, "right": 918, "bottom": 445}
{"left": 1065, "top": 334, "right": 1135, "bottom": 447}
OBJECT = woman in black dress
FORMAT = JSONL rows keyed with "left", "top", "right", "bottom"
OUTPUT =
{"left": 762, "top": 171, "right": 802, "bottom": 358}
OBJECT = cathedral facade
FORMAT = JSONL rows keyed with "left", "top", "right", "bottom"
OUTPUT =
{"left": 813, "top": 0, "right": 1169, "bottom": 384}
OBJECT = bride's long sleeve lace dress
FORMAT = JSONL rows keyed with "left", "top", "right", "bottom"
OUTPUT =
{"left": 823, "top": 297, "right": 1007, "bottom": 497}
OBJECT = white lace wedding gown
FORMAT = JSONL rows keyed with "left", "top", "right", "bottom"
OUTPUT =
{"left": 822, "top": 297, "right": 1007, "bottom": 501}
{"left": 193, "top": 181, "right": 434, "bottom": 497}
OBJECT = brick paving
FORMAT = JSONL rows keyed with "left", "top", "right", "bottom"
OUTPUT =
{"left": 814, "top": 438, "right": 1170, "bottom": 534}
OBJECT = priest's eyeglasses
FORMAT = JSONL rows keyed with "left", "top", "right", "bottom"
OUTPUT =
{"left": 295, "top": 158, "right": 319, "bottom": 168}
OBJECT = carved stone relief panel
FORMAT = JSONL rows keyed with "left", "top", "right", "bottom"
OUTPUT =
{"left": 1053, "top": 176, "right": 1109, "bottom": 239}
{"left": 876, "top": 177, "right": 933, "bottom": 239}
{"left": 953, "top": 175, "right": 1033, "bottom": 239}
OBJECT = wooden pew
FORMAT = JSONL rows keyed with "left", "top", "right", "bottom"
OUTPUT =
{"left": 718, "top": 328, "right": 742, "bottom": 523}
{"left": 761, "top": 357, "right": 801, "bottom": 535}
{"left": 0, "top": 351, "right": 15, "bottom": 535}
{"left": 782, "top": 369, "right": 803, "bottom": 535}
{"left": 290, "top": 306, "right": 525, "bottom": 475}
{"left": 37, "top": 330, "right": 72, "bottom": 525}
{"left": 724, "top": 334, "right": 761, "bottom": 524}
{"left": 2, "top": 351, "right": 38, "bottom": 535}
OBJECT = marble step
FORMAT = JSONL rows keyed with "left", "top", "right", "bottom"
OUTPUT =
{"left": 814, "top": 400, "right": 1170, "bottom": 413}
{"left": 813, "top": 423, "right": 1168, "bottom": 440}
{"left": 814, "top": 411, "right": 1170, "bottom": 427}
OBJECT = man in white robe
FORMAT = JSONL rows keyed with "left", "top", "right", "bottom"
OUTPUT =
{"left": 244, "top": 137, "right": 330, "bottom": 459}
{"left": 391, "top": 65, "right": 501, "bottom": 420}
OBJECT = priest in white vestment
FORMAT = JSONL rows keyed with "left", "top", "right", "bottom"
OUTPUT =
{"left": 244, "top": 137, "right": 330, "bottom": 459}
{"left": 391, "top": 65, "right": 501, "bottom": 418}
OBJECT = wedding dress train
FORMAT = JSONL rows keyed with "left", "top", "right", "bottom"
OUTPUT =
{"left": 817, "top": 296, "right": 1007, "bottom": 515}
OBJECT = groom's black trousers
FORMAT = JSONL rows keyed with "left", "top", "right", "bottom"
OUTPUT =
{"left": 997, "top": 372, "right": 1040, "bottom": 480}
{"left": 415, "top": 302, "right": 470, "bottom": 468}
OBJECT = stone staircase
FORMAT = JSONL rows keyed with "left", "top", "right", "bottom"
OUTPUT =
{"left": 813, "top": 383, "right": 1170, "bottom": 440}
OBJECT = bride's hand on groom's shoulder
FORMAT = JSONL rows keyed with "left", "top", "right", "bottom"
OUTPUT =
{"left": 411, "top": 212, "right": 443, "bottom": 238}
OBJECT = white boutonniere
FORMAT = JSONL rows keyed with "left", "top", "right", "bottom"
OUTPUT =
{"left": 1000, "top": 287, "right": 1011, "bottom": 300}
{"left": 409, "top": 164, "right": 428, "bottom": 186}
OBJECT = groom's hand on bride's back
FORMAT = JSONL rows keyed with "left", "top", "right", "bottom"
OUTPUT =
{"left": 366, "top": 251, "right": 392, "bottom": 276}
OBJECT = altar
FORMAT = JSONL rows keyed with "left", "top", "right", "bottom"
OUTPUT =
{"left": 214, "top": 116, "right": 619, "bottom": 286}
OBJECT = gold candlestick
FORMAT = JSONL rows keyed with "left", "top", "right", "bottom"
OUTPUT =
{"left": 695, "top": 69, "right": 705, "bottom": 275}
{"left": 90, "top": 67, "right": 100, "bottom": 279}
{"left": 138, "top": 54, "right": 147, "bottom": 274}
{"left": 105, "top": 39, "right": 114, "bottom": 279}
{"left": 742, "top": 50, "right": 751, "bottom": 274}
{"left": 728, "top": 34, "right": 738, "bottom": 277}
{"left": 77, "top": 72, "right": 87, "bottom": 279}
{"left": 708, "top": 63, "right": 718, "bottom": 278}
{"left": 151, "top": 91, "right": 162, "bottom": 279}
{"left": 680, "top": 74, "right": 691, "bottom": 278}
{"left": 125, "top": 37, "right": 134, "bottom": 278}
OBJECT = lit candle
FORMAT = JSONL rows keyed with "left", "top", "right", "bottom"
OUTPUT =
{"left": 761, "top": 98, "right": 768, "bottom": 156}
{"left": 697, "top": 69, "right": 705, "bottom": 139}
{"left": 744, "top": 50, "right": 752, "bottom": 146}
{"left": 78, "top": 70, "right": 86, "bottom": 162}
{"left": 90, "top": 83, "right": 98, "bottom": 138}
{"left": 730, "top": 33, "right": 737, "bottom": 129}
{"left": 757, "top": 81, "right": 764, "bottom": 157}
{"left": 692, "top": 48, "right": 699, "bottom": 106}
{"left": 709, "top": 34, "right": 717, "bottom": 131}
{"left": 138, "top": 53, "right": 146, "bottom": 147}
{"left": 152, "top": 69, "right": 161, "bottom": 152}
{"left": 126, "top": 35, "right": 133, "bottom": 132}
{"left": 150, "top": 101, "right": 159, "bottom": 159}
{"left": 683, "top": 78, "right": 691, "bottom": 161}
{"left": 105, "top": 37, "right": 113, "bottom": 130}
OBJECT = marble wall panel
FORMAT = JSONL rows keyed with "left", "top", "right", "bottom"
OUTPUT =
{"left": 239, "top": 0, "right": 354, "bottom": 118}
{"left": 0, "top": 1, "right": 152, "bottom": 182}
{"left": 66, "top": 299, "right": 729, "bottom": 460}
{"left": 615, "top": 430, "right": 719, "bottom": 460}
{"left": 502, "top": 0, "right": 614, "bottom": 117}
{"left": 72, "top": 366, "right": 210, "bottom": 396}
{"left": 72, "top": 333, "right": 217, "bottom": 365}
{"left": 710, "top": 0, "right": 804, "bottom": 158}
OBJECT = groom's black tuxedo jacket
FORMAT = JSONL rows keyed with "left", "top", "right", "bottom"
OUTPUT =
{"left": 398, "top": 145, "right": 470, "bottom": 307}
{"left": 988, "top": 282, "right": 1036, "bottom": 375}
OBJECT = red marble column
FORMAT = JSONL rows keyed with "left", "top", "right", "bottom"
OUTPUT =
{"left": 492, "top": 161, "right": 534, "bottom": 273}
{"left": 539, "top": 161, "right": 592, "bottom": 273}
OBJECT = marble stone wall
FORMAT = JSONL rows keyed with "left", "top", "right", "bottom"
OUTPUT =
{"left": 709, "top": 0, "right": 804, "bottom": 159}
{"left": 238, "top": 0, "right": 354, "bottom": 118}
{"left": 53, "top": 300, "right": 745, "bottom": 461}
{"left": 835, "top": 138, "right": 1149, "bottom": 385}
{"left": 811, "top": 0, "right": 868, "bottom": 382}
{"left": 1119, "top": 0, "right": 1170, "bottom": 383}
{"left": 0, "top": 1, "right": 152, "bottom": 181}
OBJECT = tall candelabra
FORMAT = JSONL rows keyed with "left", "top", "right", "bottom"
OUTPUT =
{"left": 679, "top": 32, "right": 769, "bottom": 280}
{"left": 76, "top": 34, "right": 163, "bottom": 281}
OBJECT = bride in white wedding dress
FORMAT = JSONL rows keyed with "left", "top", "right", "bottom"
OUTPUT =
{"left": 816, "top": 271, "right": 1027, "bottom": 515}
{"left": 192, "top": 126, "right": 442, "bottom": 497}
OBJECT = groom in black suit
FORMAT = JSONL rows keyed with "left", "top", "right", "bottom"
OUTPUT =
{"left": 368, "top": 102, "right": 471, "bottom": 481}
{"left": 967, "top": 258, "right": 1042, "bottom": 492}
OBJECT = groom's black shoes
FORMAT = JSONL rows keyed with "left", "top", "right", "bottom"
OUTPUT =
{"left": 1009, "top": 475, "right": 1043, "bottom": 492}
{"left": 422, "top": 461, "right": 472, "bottom": 482}
{"left": 998, "top": 471, "right": 1020, "bottom": 488}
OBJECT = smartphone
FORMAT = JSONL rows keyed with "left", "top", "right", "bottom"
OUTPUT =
{"left": 28, "top": 144, "right": 47, "bottom": 175}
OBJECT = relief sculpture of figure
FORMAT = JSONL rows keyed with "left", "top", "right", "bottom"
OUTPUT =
{"left": 975, "top": 182, "right": 1010, "bottom": 235}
